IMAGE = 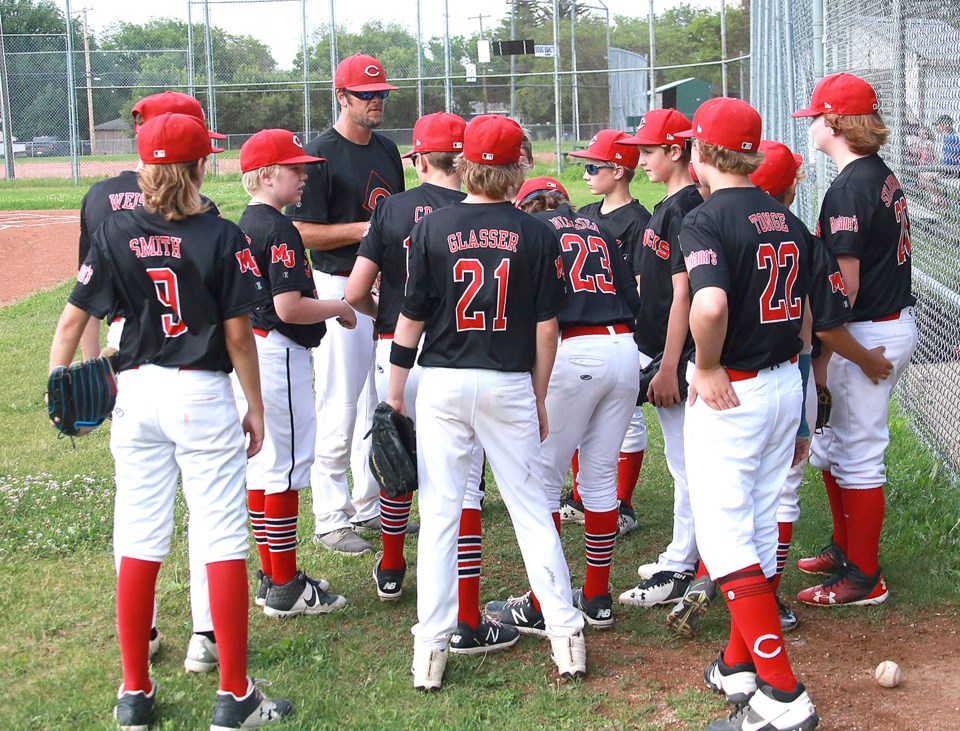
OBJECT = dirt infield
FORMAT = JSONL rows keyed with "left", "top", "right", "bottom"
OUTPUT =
{"left": 0, "top": 210, "right": 81, "bottom": 306}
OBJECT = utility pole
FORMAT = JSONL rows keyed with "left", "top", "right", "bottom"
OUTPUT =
{"left": 720, "top": 0, "right": 728, "bottom": 96}
{"left": 648, "top": 0, "right": 656, "bottom": 110}
{"left": 79, "top": 7, "right": 95, "bottom": 155}
{"left": 444, "top": 0, "right": 452, "bottom": 112}
{"left": 571, "top": 0, "right": 580, "bottom": 143}
{"left": 328, "top": 0, "right": 338, "bottom": 121}
{"left": 469, "top": 13, "right": 490, "bottom": 114}
{"left": 552, "top": 0, "right": 561, "bottom": 172}
{"left": 301, "top": 0, "right": 310, "bottom": 139}
{"left": 510, "top": 0, "right": 516, "bottom": 117}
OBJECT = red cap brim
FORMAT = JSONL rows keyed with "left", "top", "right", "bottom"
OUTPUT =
{"left": 209, "top": 145, "right": 225, "bottom": 154}
{"left": 567, "top": 148, "right": 597, "bottom": 160}
{"left": 278, "top": 154, "right": 325, "bottom": 165}
{"left": 345, "top": 82, "right": 399, "bottom": 92}
{"left": 209, "top": 131, "right": 227, "bottom": 140}
{"left": 674, "top": 129, "right": 695, "bottom": 139}
{"left": 791, "top": 107, "right": 822, "bottom": 118}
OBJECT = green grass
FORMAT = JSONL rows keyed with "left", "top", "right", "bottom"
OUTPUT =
{"left": 2, "top": 282, "right": 959, "bottom": 729}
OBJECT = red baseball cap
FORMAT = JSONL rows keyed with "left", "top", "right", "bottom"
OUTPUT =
{"left": 131, "top": 91, "right": 226, "bottom": 140}
{"left": 514, "top": 176, "right": 569, "bottom": 206}
{"left": 335, "top": 54, "right": 398, "bottom": 92}
{"left": 792, "top": 73, "right": 879, "bottom": 118}
{"left": 137, "top": 113, "right": 223, "bottom": 164}
{"left": 677, "top": 97, "right": 762, "bottom": 153}
{"left": 688, "top": 161, "right": 700, "bottom": 184}
{"left": 240, "top": 129, "right": 325, "bottom": 173}
{"left": 568, "top": 129, "right": 640, "bottom": 168}
{"left": 462, "top": 115, "right": 523, "bottom": 165}
{"left": 402, "top": 112, "right": 466, "bottom": 159}
{"left": 618, "top": 109, "right": 692, "bottom": 146}
{"left": 750, "top": 140, "right": 802, "bottom": 198}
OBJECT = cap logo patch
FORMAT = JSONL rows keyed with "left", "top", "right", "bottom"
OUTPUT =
{"left": 872, "top": 102, "right": 879, "bottom": 110}
{"left": 415, "top": 138, "right": 422, "bottom": 146}
{"left": 696, "top": 124, "right": 703, "bottom": 133}
{"left": 482, "top": 152, "right": 494, "bottom": 161}
{"left": 590, "top": 135, "right": 599, "bottom": 145}
{"left": 638, "top": 117, "right": 646, "bottom": 129}
{"left": 666, "top": 133, "right": 674, "bottom": 140}
{"left": 741, "top": 141, "right": 753, "bottom": 150}
{"left": 453, "top": 141, "right": 463, "bottom": 149}
{"left": 823, "top": 101, "right": 833, "bottom": 109}
{"left": 153, "top": 150, "right": 166, "bottom": 158}
{"left": 364, "top": 65, "right": 381, "bottom": 78}
{"left": 615, "top": 152, "right": 623, "bottom": 159}
{"left": 292, "top": 135, "right": 303, "bottom": 148}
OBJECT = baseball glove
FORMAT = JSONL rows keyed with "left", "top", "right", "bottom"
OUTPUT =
{"left": 815, "top": 384, "right": 832, "bottom": 432}
{"left": 367, "top": 401, "right": 418, "bottom": 498}
{"left": 637, "top": 347, "right": 694, "bottom": 406}
{"left": 46, "top": 354, "right": 118, "bottom": 438}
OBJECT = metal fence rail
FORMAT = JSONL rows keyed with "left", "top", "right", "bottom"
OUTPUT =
{"left": 752, "top": 0, "right": 960, "bottom": 479}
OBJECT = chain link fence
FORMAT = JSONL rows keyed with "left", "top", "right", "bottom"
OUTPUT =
{"left": 752, "top": 0, "right": 960, "bottom": 478}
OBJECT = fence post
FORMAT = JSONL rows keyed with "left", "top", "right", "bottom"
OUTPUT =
{"left": 203, "top": 0, "right": 217, "bottom": 173}
{"left": 301, "top": 0, "right": 311, "bottom": 140}
{"left": 65, "top": 1, "right": 80, "bottom": 184}
{"left": 0, "top": 14, "right": 15, "bottom": 180}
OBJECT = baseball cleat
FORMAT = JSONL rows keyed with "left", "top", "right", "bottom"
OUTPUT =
{"left": 636, "top": 562, "right": 658, "bottom": 581}
{"left": 616, "top": 500, "right": 638, "bottom": 537}
{"left": 373, "top": 552, "right": 406, "bottom": 602}
{"left": 450, "top": 618, "right": 520, "bottom": 655}
{"left": 210, "top": 678, "right": 292, "bottom": 730}
{"left": 148, "top": 628, "right": 161, "bottom": 661}
{"left": 353, "top": 515, "right": 420, "bottom": 535}
{"left": 572, "top": 587, "right": 615, "bottom": 629}
{"left": 796, "top": 540, "right": 846, "bottom": 576}
{"left": 255, "top": 569, "right": 327, "bottom": 607}
{"left": 263, "top": 571, "right": 347, "bottom": 617}
{"left": 314, "top": 527, "right": 372, "bottom": 555}
{"left": 184, "top": 633, "right": 219, "bottom": 673}
{"left": 619, "top": 570, "right": 693, "bottom": 607}
{"left": 114, "top": 679, "right": 157, "bottom": 731}
{"left": 705, "top": 682, "right": 819, "bottom": 731}
{"left": 559, "top": 494, "right": 586, "bottom": 524}
{"left": 797, "top": 563, "right": 888, "bottom": 607}
{"left": 666, "top": 575, "right": 716, "bottom": 638}
{"left": 777, "top": 595, "right": 799, "bottom": 632}
{"left": 412, "top": 646, "right": 448, "bottom": 691}
{"left": 704, "top": 651, "right": 758, "bottom": 705}
{"left": 550, "top": 632, "right": 587, "bottom": 681}
{"left": 484, "top": 591, "right": 547, "bottom": 636}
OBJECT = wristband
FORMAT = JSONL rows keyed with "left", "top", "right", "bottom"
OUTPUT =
{"left": 390, "top": 343, "right": 417, "bottom": 369}
{"left": 797, "top": 349, "right": 812, "bottom": 439}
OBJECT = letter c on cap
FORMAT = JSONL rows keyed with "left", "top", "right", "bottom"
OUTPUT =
{"left": 364, "top": 64, "right": 380, "bottom": 78}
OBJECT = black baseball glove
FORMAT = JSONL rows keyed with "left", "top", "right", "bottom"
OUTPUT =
{"left": 46, "top": 354, "right": 118, "bottom": 438}
{"left": 815, "top": 384, "right": 832, "bottom": 432}
{"left": 367, "top": 401, "right": 418, "bottom": 498}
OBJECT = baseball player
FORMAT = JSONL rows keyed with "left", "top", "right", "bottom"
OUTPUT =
{"left": 76, "top": 91, "right": 226, "bottom": 673}
{"left": 793, "top": 73, "right": 917, "bottom": 607}
{"left": 564, "top": 130, "right": 651, "bottom": 535}
{"left": 287, "top": 53, "right": 406, "bottom": 555}
{"left": 237, "top": 128, "right": 352, "bottom": 618}
{"left": 504, "top": 176, "right": 640, "bottom": 630}
{"left": 676, "top": 98, "right": 818, "bottom": 729}
{"left": 49, "top": 113, "right": 290, "bottom": 730}
{"left": 345, "top": 113, "right": 510, "bottom": 654}
{"left": 385, "top": 115, "right": 586, "bottom": 690}
{"left": 612, "top": 109, "right": 706, "bottom": 611}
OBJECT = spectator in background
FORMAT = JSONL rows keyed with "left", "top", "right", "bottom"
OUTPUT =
{"left": 935, "top": 115, "right": 960, "bottom": 174}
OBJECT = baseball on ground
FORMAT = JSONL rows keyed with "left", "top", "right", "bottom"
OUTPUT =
{"left": 875, "top": 660, "right": 902, "bottom": 688}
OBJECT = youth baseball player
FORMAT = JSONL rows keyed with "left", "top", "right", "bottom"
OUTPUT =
{"left": 794, "top": 73, "right": 917, "bottom": 607}
{"left": 613, "top": 109, "right": 706, "bottom": 610}
{"left": 677, "top": 98, "right": 818, "bottom": 730}
{"left": 502, "top": 176, "right": 640, "bottom": 630}
{"left": 76, "top": 91, "right": 226, "bottom": 673}
{"left": 238, "top": 128, "right": 352, "bottom": 618}
{"left": 287, "top": 53, "right": 406, "bottom": 555}
{"left": 385, "top": 115, "right": 586, "bottom": 690}
{"left": 49, "top": 113, "right": 290, "bottom": 730}
{"left": 564, "top": 130, "right": 651, "bottom": 534}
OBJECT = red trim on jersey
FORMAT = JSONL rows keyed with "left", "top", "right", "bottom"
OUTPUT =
{"left": 561, "top": 323, "right": 631, "bottom": 340}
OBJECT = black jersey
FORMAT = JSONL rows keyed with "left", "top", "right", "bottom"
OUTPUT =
{"left": 635, "top": 184, "right": 703, "bottom": 356}
{"left": 285, "top": 127, "right": 405, "bottom": 275}
{"left": 532, "top": 203, "right": 640, "bottom": 330}
{"left": 806, "top": 227, "right": 852, "bottom": 332}
{"left": 358, "top": 182, "right": 465, "bottom": 336}
{"left": 815, "top": 155, "right": 915, "bottom": 322}
{"left": 403, "top": 201, "right": 566, "bottom": 372}
{"left": 239, "top": 203, "right": 326, "bottom": 348}
{"left": 579, "top": 198, "right": 652, "bottom": 273}
{"left": 679, "top": 187, "right": 812, "bottom": 371}
{"left": 79, "top": 170, "right": 220, "bottom": 266}
{"left": 70, "top": 208, "right": 268, "bottom": 373}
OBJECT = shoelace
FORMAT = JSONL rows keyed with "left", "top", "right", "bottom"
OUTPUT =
{"left": 504, "top": 592, "right": 533, "bottom": 607}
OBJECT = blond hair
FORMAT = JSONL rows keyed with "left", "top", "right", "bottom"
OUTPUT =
{"left": 455, "top": 157, "right": 522, "bottom": 201}
{"left": 242, "top": 164, "right": 280, "bottom": 196}
{"left": 696, "top": 141, "right": 764, "bottom": 175}
{"left": 137, "top": 160, "right": 209, "bottom": 221}
{"left": 824, "top": 112, "right": 889, "bottom": 156}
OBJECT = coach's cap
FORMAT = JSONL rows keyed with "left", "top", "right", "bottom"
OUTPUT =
{"left": 335, "top": 53, "right": 398, "bottom": 92}
{"left": 568, "top": 129, "right": 640, "bottom": 168}
{"left": 240, "top": 129, "right": 325, "bottom": 173}
{"left": 514, "top": 176, "right": 569, "bottom": 207}
{"left": 793, "top": 73, "right": 879, "bottom": 118}
{"left": 677, "top": 97, "right": 762, "bottom": 153}
{"left": 618, "top": 109, "right": 692, "bottom": 146}
{"left": 462, "top": 115, "right": 523, "bottom": 165}
{"left": 137, "top": 113, "right": 224, "bottom": 165}
{"left": 132, "top": 91, "right": 227, "bottom": 140}
{"left": 750, "top": 140, "right": 802, "bottom": 198}
{"left": 402, "top": 112, "right": 466, "bottom": 158}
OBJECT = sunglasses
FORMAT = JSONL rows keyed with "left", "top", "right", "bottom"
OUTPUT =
{"left": 584, "top": 162, "right": 617, "bottom": 175}
{"left": 345, "top": 89, "right": 390, "bottom": 101}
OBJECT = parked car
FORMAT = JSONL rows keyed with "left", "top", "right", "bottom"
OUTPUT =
{"left": 28, "top": 136, "right": 70, "bottom": 157}
{"left": 0, "top": 141, "right": 27, "bottom": 157}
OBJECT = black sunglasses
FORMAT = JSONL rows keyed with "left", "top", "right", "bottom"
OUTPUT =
{"left": 584, "top": 162, "right": 616, "bottom": 175}
{"left": 345, "top": 89, "right": 390, "bottom": 101}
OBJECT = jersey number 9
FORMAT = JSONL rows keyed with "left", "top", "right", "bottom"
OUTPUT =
{"left": 147, "top": 267, "right": 188, "bottom": 338}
